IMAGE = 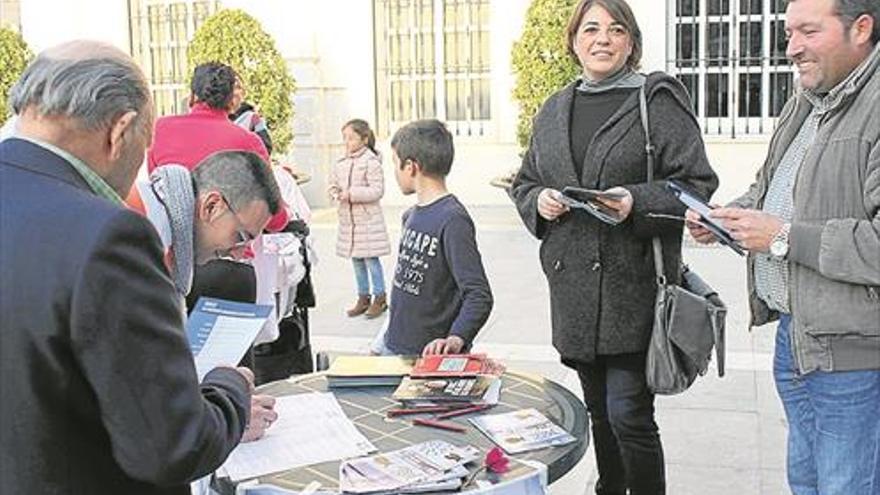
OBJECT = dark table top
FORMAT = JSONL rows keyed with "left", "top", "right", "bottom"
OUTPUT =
{"left": 217, "top": 370, "right": 588, "bottom": 493}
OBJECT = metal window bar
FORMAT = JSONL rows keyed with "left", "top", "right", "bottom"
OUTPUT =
{"left": 668, "top": 0, "right": 792, "bottom": 138}
{"left": 129, "top": 0, "right": 217, "bottom": 117}
{"left": 376, "top": 0, "right": 490, "bottom": 138}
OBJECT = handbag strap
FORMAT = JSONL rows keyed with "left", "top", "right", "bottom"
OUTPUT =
{"left": 638, "top": 86, "right": 666, "bottom": 285}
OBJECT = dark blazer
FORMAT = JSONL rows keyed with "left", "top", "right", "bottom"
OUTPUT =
{"left": 510, "top": 73, "right": 719, "bottom": 364}
{"left": 0, "top": 138, "right": 250, "bottom": 494}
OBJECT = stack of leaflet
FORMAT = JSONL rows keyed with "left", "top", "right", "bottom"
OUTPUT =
{"left": 339, "top": 440, "right": 479, "bottom": 494}
{"left": 326, "top": 356, "right": 415, "bottom": 388}
{"left": 391, "top": 354, "right": 504, "bottom": 406}
{"left": 469, "top": 408, "right": 576, "bottom": 454}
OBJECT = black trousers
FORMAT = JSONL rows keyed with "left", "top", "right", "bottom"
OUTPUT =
{"left": 575, "top": 352, "right": 665, "bottom": 495}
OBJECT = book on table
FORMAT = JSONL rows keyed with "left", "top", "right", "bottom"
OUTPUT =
{"left": 410, "top": 353, "right": 506, "bottom": 378}
{"left": 392, "top": 375, "right": 498, "bottom": 404}
{"left": 326, "top": 355, "right": 415, "bottom": 388}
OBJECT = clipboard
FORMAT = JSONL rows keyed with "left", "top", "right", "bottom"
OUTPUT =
{"left": 667, "top": 181, "right": 745, "bottom": 256}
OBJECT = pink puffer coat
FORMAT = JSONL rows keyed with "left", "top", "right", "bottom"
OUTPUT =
{"left": 329, "top": 147, "right": 391, "bottom": 258}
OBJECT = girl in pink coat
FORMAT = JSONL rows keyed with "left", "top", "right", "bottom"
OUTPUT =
{"left": 329, "top": 119, "right": 391, "bottom": 318}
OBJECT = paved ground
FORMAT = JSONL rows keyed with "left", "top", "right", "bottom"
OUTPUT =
{"left": 305, "top": 204, "right": 789, "bottom": 495}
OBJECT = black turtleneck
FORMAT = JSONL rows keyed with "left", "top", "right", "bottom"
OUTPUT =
{"left": 569, "top": 87, "right": 637, "bottom": 181}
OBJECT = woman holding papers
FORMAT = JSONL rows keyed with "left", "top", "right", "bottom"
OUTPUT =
{"left": 509, "top": 1, "right": 718, "bottom": 494}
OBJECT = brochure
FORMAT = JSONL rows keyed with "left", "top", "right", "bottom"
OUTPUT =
{"left": 186, "top": 297, "right": 273, "bottom": 381}
{"left": 469, "top": 408, "right": 576, "bottom": 455}
{"left": 339, "top": 440, "right": 479, "bottom": 494}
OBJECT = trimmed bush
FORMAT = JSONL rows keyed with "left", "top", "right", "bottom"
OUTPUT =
{"left": 188, "top": 9, "right": 296, "bottom": 156}
{"left": 0, "top": 27, "right": 32, "bottom": 119}
{"left": 511, "top": 0, "right": 579, "bottom": 151}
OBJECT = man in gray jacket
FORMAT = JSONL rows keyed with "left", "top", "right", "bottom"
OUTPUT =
{"left": 688, "top": 1, "right": 880, "bottom": 493}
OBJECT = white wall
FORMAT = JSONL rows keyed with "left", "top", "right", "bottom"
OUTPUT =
{"left": 490, "top": 0, "right": 530, "bottom": 145}
{"left": 222, "top": 0, "right": 376, "bottom": 207}
{"left": 630, "top": 0, "right": 667, "bottom": 73}
{"left": 19, "top": 0, "right": 129, "bottom": 52}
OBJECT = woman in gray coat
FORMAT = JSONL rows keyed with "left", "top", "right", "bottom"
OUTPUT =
{"left": 510, "top": 1, "right": 718, "bottom": 494}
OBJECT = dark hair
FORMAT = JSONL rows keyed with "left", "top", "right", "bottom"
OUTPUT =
{"left": 833, "top": 0, "right": 880, "bottom": 44}
{"left": 565, "top": 0, "right": 643, "bottom": 70}
{"left": 190, "top": 62, "right": 238, "bottom": 110}
{"left": 343, "top": 118, "right": 377, "bottom": 154}
{"left": 390, "top": 119, "right": 455, "bottom": 178}
{"left": 192, "top": 150, "right": 281, "bottom": 215}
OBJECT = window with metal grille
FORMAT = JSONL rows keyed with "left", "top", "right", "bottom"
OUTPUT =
{"left": 667, "top": 0, "right": 794, "bottom": 137}
{"left": 128, "top": 0, "right": 218, "bottom": 117}
{"left": 374, "top": 0, "right": 491, "bottom": 138}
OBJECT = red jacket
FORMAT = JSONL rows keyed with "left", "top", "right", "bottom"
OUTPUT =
{"left": 147, "top": 103, "right": 287, "bottom": 230}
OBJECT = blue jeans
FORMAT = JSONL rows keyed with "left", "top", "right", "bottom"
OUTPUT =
{"left": 774, "top": 314, "right": 880, "bottom": 495}
{"left": 352, "top": 257, "right": 385, "bottom": 296}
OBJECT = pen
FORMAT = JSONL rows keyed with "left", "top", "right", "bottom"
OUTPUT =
{"left": 412, "top": 417, "right": 467, "bottom": 433}
{"left": 434, "top": 404, "right": 493, "bottom": 419}
{"left": 387, "top": 406, "right": 454, "bottom": 417}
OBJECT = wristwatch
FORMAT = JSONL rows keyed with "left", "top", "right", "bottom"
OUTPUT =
{"left": 770, "top": 223, "right": 791, "bottom": 259}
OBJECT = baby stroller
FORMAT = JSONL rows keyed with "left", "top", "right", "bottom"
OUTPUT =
{"left": 251, "top": 217, "right": 318, "bottom": 385}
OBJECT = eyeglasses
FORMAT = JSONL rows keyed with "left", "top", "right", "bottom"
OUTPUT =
{"left": 220, "top": 193, "right": 256, "bottom": 249}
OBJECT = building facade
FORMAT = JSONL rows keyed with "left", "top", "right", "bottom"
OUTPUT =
{"left": 9, "top": 0, "right": 786, "bottom": 206}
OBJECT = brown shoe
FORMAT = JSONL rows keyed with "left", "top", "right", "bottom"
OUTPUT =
{"left": 346, "top": 295, "right": 371, "bottom": 317}
{"left": 364, "top": 293, "right": 388, "bottom": 319}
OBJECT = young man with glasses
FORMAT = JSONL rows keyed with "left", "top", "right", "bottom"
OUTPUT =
{"left": 128, "top": 150, "right": 282, "bottom": 445}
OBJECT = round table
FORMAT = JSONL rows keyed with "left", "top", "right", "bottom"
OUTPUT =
{"left": 217, "top": 370, "right": 588, "bottom": 493}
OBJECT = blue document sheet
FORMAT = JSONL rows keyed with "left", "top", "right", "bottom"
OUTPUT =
{"left": 186, "top": 297, "right": 273, "bottom": 380}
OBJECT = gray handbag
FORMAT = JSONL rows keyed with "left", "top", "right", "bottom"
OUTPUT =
{"left": 638, "top": 86, "right": 727, "bottom": 395}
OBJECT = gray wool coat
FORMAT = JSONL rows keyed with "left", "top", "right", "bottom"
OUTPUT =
{"left": 510, "top": 72, "right": 719, "bottom": 365}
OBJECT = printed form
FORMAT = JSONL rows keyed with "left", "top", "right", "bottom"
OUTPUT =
{"left": 186, "top": 297, "right": 273, "bottom": 380}
{"left": 222, "top": 392, "right": 376, "bottom": 482}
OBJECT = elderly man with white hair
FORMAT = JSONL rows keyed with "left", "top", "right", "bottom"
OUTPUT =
{"left": 0, "top": 40, "right": 262, "bottom": 494}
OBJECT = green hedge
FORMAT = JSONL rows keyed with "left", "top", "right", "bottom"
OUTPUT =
{"left": 188, "top": 9, "right": 296, "bottom": 156}
{"left": 0, "top": 27, "right": 32, "bottom": 119}
{"left": 511, "top": 0, "right": 580, "bottom": 151}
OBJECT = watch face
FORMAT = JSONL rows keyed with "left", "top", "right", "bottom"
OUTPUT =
{"left": 770, "top": 240, "right": 788, "bottom": 257}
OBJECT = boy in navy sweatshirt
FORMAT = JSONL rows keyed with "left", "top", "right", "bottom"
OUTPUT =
{"left": 371, "top": 119, "right": 493, "bottom": 356}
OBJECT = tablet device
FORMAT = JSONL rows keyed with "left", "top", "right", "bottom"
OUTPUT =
{"left": 667, "top": 181, "right": 745, "bottom": 256}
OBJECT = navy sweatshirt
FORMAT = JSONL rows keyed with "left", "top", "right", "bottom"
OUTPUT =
{"left": 384, "top": 195, "right": 493, "bottom": 354}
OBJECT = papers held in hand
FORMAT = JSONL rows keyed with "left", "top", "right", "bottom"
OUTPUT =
{"left": 666, "top": 181, "right": 746, "bottom": 256}
{"left": 559, "top": 186, "right": 626, "bottom": 225}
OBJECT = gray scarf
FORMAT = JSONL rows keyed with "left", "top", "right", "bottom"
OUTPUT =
{"left": 577, "top": 67, "right": 645, "bottom": 94}
{"left": 149, "top": 166, "right": 195, "bottom": 296}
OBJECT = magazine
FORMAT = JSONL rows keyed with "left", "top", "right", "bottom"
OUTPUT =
{"left": 410, "top": 353, "right": 505, "bottom": 378}
{"left": 392, "top": 376, "right": 498, "bottom": 404}
{"left": 469, "top": 408, "right": 576, "bottom": 454}
{"left": 339, "top": 440, "right": 479, "bottom": 494}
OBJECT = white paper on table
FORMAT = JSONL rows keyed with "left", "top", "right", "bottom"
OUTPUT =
{"left": 222, "top": 393, "right": 376, "bottom": 482}
{"left": 482, "top": 378, "right": 502, "bottom": 405}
